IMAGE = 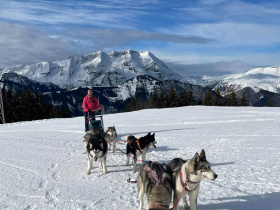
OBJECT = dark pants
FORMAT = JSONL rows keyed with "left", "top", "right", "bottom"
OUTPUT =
{"left": 84, "top": 112, "right": 95, "bottom": 132}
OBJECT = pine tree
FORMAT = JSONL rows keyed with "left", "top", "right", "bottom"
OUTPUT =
{"left": 158, "top": 89, "right": 165, "bottom": 108}
{"left": 49, "top": 106, "right": 59, "bottom": 118}
{"left": 186, "top": 91, "right": 194, "bottom": 105}
{"left": 230, "top": 91, "right": 238, "bottom": 106}
{"left": 179, "top": 89, "right": 188, "bottom": 106}
{"left": 11, "top": 91, "right": 23, "bottom": 122}
{"left": 168, "top": 85, "right": 178, "bottom": 107}
{"left": 268, "top": 98, "right": 275, "bottom": 107}
{"left": 58, "top": 105, "right": 71, "bottom": 118}
{"left": 203, "top": 91, "right": 213, "bottom": 106}
{"left": 124, "top": 96, "right": 136, "bottom": 112}
{"left": 5, "top": 87, "right": 13, "bottom": 123}
{"left": 150, "top": 89, "right": 159, "bottom": 108}
{"left": 214, "top": 89, "right": 221, "bottom": 106}
{"left": 240, "top": 92, "right": 247, "bottom": 106}
{"left": 196, "top": 98, "right": 202, "bottom": 105}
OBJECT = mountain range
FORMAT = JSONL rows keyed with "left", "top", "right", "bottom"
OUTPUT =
{"left": 1, "top": 50, "right": 280, "bottom": 115}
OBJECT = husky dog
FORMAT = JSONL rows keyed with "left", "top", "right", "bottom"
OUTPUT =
{"left": 126, "top": 132, "right": 157, "bottom": 173}
{"left": 84, "top": 128, "right": 108, "bottom": 175}
{"left": 137, "top": 161, "right": 173, "bottom": 210}
{"left": 168, "top": 149, "right": 217, "bottom": 210}
{"left": 104, "top": 126, "right": 117, "bottom": 153}
{"left": 82, "top": 127, "right": 104, "bottom": 154}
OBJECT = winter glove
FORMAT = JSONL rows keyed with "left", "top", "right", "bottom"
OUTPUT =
{"left": 96, "top": 110, "right": 102, "bottom": 115}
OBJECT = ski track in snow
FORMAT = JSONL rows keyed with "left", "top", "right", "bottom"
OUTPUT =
{"left": 0, "top": 106, "right": 280, "bottom": 210}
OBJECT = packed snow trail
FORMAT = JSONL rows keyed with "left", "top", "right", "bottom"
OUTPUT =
{"left": 1, "top": 106, "right": 280, "bottom": 210}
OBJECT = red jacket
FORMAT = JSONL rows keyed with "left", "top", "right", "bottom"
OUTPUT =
{"left": 82, "top": 95, "right": 101, "bottom": 112}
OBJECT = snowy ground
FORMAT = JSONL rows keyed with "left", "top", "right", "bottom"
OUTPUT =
{"left": 1, "top": 106, "right": 280, "bottom": 210}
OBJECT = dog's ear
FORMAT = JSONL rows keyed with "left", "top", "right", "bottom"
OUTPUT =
{"left": 148, "top": 132, "right": 151, "bottom": 136}
{"left": 152, "top": 133, "right": 155, "bottom": 137}
{"left": 113, "top": 125, "right": 115, "bottom": 128}
{"left": 200, "top": 149, "right": 206, "bottom": 161}
{"left": 192, "top": 153, "right": 200, "bottom": 164}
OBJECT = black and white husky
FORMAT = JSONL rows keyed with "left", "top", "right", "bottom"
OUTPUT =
{"left": 126, "top": 132, "right": 157, "bottom": 173}
{"left": 84, "top": 128, "right": 108, "bottom": 175}
{"left": 137, "top": 161, "right": 173, "bottom": 210}
{"left": 168, "top": 149, "right": 217, "bottom": 210}
{"left": 104, "top": 126, "right": 117, "bottom": 153}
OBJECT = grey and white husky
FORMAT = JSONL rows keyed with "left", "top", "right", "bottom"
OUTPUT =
{"left": 84, "top": 128, "right": 108, "bottom": 175}
{"left": 137, "top": 161, "right": 173, "bottom": 210}
{"left": 168, "top": 149, "right": 217, "bottom": 210}
{"left": 104, "top": 126, "right": 117, "bottom": 153}
{"left": 126, "top": 132, "right": 157, "bottom": 173}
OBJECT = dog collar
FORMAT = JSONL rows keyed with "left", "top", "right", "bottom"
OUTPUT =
{"left": 180, "top": 170, "right": 198, "bottom": 191}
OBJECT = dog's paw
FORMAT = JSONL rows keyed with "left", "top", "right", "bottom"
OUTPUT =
{"left": 86, "top": 169, "right": 91, "bottom": 175}
{"left": 132, "top": 169, "right": 136, "bottom": 173}
{"left": 104, "top": 170, "right": 108, "bottom": 174}
{"left": 83, "top": 151, "right": 87, "bottom": 154}
{"left": 184, "top": 204, "right": 190, "bottom": 210}
{"left": 99, "top": 165, "right": 103, "bottom": 169}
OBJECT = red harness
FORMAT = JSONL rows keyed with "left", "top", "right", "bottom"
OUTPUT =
{"left": 143, "top": 162, "right": 171, "bottom": 209}
{"left": 180, "top": 170, "right": 199, "bottom": 191}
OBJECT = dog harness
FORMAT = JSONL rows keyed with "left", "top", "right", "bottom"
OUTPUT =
{"left": 136, "top": 139, "right": 143, "bottom": 153}
{"left": 144, "top": 162, "right": 171, "bottom": 209}
{"left": 180, "top": 170, "right": 199, "bottom": 191}
{"left": 136, "top": 139, "right": 149, "bottom": 154}
{"left": 150, "top": 204, "right": 170, "bottom": 209}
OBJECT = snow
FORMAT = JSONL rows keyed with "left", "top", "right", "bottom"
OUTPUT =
{"left": 1, "top": 106, "right": 280, "bottom": 209}
{"left": 189, "top": 65, "right": 280, "bottom": 95}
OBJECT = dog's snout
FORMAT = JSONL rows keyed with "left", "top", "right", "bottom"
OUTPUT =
{"left": 214, "top": 174, "right": 218, "bottom": 179}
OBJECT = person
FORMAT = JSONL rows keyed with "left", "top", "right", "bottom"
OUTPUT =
{"left": 82, "top": 88, "right": 101, "bottom": 132}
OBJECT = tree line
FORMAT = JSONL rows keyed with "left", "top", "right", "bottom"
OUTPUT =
{"left": 124, "top": 86, "right": 275, "bottom": 112}
{"left": 1, "top": 87, "right": 71, "bottom": 123}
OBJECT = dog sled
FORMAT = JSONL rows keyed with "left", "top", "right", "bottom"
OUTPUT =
{"left": 88, "top": 113, "right": 105, "bottom": 134}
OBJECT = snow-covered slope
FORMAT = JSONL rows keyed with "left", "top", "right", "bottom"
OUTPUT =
{"left": 186, "top": 65, "right": 280, "bottom": 96}
{"left": 1, "top": 106, "right": 280, "bottom": 210}
{"left": 184, "top": 75, "right": 226, "bottom": 89}
{"left": 214, "top": 66, "right": 280, "bottom": 95}
{"left": 0, "top": 50, "right": 181, "bottom": 89}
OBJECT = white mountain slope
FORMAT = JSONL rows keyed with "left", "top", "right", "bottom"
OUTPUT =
{"left": 0, "top": 50, "right": 181, "bottom": 89}
{"left": 1, "top": 106, "right": 280, "bottom": 209}
{"left": 186, "top": 65, "right": 280, "bottom": 96}
{"left": 214, "top": 66, "right": 280, "bottom": 95}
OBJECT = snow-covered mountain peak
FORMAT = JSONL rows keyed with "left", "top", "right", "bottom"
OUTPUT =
{"left": 211, "top": 65, "right": 280, "bottom": 95}
{"left": 0, "top": 50, "right": 182, "bottom": 89}
{"left": 243, "top": 65, "right": 280, "bottom": 76}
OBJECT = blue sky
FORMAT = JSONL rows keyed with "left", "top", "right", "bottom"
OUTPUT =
{"left": 1, "top": 0, "right": 280, "bottom": 76}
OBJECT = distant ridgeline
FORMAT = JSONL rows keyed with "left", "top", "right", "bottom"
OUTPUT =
{"left": 0, "top": 72, "right": 276, "bottom": 123}
{"left": 0, "top": 50, "right": 279, "bottom": 123}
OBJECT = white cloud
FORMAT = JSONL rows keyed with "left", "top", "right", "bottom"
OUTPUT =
{"left": 199, "top": 0, "right": 227, "bottom": 5}
{"left": 0, "top": 0, "right": 167, "bottom": 28}
{"left": 66, "top": 28, "right": 213, "bottom": 48}
{"left": 0, "top": 22, "right": 75, "bottom": 68}
{"left": 168, "top": 22, "right": 280, "bottom": 46}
